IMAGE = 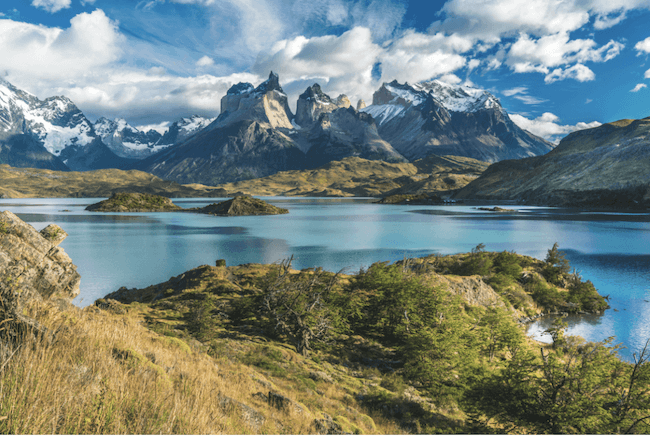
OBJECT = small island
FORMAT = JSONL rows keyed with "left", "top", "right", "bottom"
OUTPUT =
{"left": 85, "top": 192, "right": 183, "bottom": 212}
{"left": 190, "top": 195, "right": 289, "bottom": 216}
{"left": 85, "top": 192, "right": 289, "bottom": 216}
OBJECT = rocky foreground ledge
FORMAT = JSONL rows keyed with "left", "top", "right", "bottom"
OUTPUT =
{"left": 86, "top": 192, "right": 289, "bottom": 216}
{"left": 0, "top": 211, "right": 80, "bottom": 340}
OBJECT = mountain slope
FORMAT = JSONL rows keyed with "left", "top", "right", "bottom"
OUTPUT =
{"left": 362, "top": 80, "right": 554, "bottom": 163}
{"left": 454, "top": 117, "right": 650, "bottom": 208}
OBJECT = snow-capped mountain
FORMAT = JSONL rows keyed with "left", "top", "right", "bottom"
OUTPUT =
{"left": 155, "top": 115, "right": 216, "bottom": 147}
{"left": 94, "top": 117, "right": 163, "bottom": 159}
{"left": 362, "top": 80, "right": 554, "bottom": 163}
{"left": 0, "top": 79, "right": 130, "bottom": 171}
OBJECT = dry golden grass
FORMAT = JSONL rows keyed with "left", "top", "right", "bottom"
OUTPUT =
{"left": 216, "top": 155, "right": 488, "bottom": 197}
{"left": 0, "top": 298, "right": 399, "bottom": 434}
{"left": 0, "top": 165, "right": 226, "bottom": 199}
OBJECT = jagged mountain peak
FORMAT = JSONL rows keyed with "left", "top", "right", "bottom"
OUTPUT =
{"left": 217, "top": 72, "right": 293, "bottom": 130}
{"left": 295, "top": 83, "right": 351, "bottom": 128}
{"left": 227, "top": 82, "right": 254, "bottom": 96}
{"left": 254, "top": 71, "right": 283, "bottom": 94}
{"left": 417, "top": 80, "right": 502, "bottom": 113}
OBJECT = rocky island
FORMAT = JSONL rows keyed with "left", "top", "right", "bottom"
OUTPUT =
{"left": 189, "top": 195, "right": 289, "bottom": 216}
{"left": 85, "top": 192, "right": 289, "bottom": 216}
{"left": 85, "top": 192, "right": 183, "bottom": 212}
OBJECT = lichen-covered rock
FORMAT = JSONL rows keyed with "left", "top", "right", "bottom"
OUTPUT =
{"left": 0, "top": 211, "right": 80, "bottom": 340}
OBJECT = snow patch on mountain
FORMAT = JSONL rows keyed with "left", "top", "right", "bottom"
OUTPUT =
{"left": 418, "top": 80, "right": 502, "bottom": 113}
{"left": 361, "top": 104, "right": 406, "bottom": 126}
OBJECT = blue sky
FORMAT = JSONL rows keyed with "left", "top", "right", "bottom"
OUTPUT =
{"left": 1, "top": 0, "right": 649, "bottom": 141}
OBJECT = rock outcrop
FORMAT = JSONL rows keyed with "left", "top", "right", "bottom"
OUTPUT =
{"left": 0, "top": 211, "right": 80, "bottom": 341}
{"left": 85, "top": 192, "right": 183, "bottom": 212}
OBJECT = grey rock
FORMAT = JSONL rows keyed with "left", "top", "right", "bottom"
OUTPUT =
{"left": 0, "top": 211, "right": 80, "bottom": 341}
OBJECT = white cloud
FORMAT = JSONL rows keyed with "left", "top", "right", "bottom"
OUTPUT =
{"left": 506, "top": 32, "right": 623, "bottom": 77}
{"left": 0, "top": 10, "right": 123, "bottom": 82}
{"left": 545, "top": 64, "right": 596, "bottom": 83}
{"left": 646, "top": 68, "right": 650, "bottom": 78}
{"left": 502, "top": 86, "right": 527, "bottom": 96}
{"left": 631, "top": 83, "right": 648, "bottom": 92}
{"left": 513, "top": 95, "right": 547, "bottom": 105}
{"left": 81, "top": 0, "right": 97, "bottom": 5}
{"left": 196, "top": 56, "right": 215, "bottom": 67}
{"left": 60, "top": 71, "right": 260, "bottom": 125}
{"left": 31, "top": 0, "right": 71, "bottom": 13}
{"left": 502, "top": 86, "right": 546, "bottom": 104}
{"left": 593, "top": 10, "right": 627, "bottom": 29}
{"left": 436, "top": 0, "right": 650, "bottom": 40}
{"left": 636, "top": 36, "right": 650, "bottom": 54}
{"left": 511, "top": 112, "right": 602, "bottom": 143}
{"left": 434, "top": 0, "right": 591, "bottom": 41}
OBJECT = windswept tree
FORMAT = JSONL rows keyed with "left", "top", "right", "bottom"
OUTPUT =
{"left": 259, "top": 256, "right": 343, "bottom": 357}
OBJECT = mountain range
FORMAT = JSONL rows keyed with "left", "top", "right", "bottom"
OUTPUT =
{"left": 1, "top": 73, "right": 553, "bottom": 185}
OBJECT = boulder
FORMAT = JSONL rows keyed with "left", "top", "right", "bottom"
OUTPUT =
{"left": 0, "top": 211, "right": 80, "bottom": 341}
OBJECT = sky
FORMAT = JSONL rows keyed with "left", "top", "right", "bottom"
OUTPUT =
{"left": 1, "top": 0, "right": 649, "bottom": 142}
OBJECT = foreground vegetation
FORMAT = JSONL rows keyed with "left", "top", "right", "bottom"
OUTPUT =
{"left": 4, "top": 244, "right": 650, "bottom": 434}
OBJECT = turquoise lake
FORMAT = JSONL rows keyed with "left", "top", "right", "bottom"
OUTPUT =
{"left": 2, "top": 197, "right": 649, "bottom": 360}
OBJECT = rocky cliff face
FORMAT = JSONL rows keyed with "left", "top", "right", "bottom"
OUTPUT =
{"left": 0, "top": 211, "right": 80, "bottom": 341}
{"left": 454, "top": 117, "right": 650, "bottom": 208}
{"left": 215, "top": 72, "right": 294, "bottom": 130}
{"left": 0, "top": 79, "right": 129, "bottom": 171}
{"left": 294, "top": 84, "right": 351, "bottom": 128}
{"left": 362, "top": 80, "right": 554, "bottom": 163}
{"left": 304, "top": 106, "right": 406, "bottom": 166}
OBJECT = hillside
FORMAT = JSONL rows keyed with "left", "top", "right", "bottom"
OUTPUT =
{"left": 455, "top": 117, "right": 650, "bottom": 208}
{"left": 216, "top": 155, "right": 488, "bottom": 197}
{"left": 0, "top": 165, "right": 229, "bottom": 198}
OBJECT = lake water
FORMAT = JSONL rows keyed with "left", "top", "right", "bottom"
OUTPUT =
{"left": 2, "top": 197, "right": 649, "bottom": 360}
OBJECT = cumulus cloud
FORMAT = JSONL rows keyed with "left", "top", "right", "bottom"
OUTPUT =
{"left": 646, "top": 68, "right": 650, "bottom": 78}
{"left": 510, "top": 112, "right": 601, "bottom": 143}
{"left": 545, "top": 64, "right": 596, "bottom": 83}
{"left": 435, "top": 0, "right": 650, "bottom": 40}
{"left": 61, "top": 71, "right": 260, "bottom": 125}
{"left": 631, "top": 83, "right": 648, "bottom": 92}
{"left": 0, "top": 10, "right": 123, "bottom": 82}
{"left": 505, "top": 33, "right": 623, "bottom": 77}
{"left": 636, "top": 36, "right": 650, "bottom": 54}
{"left": 31, "top": 0, "right": 71, "bottom": 13}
